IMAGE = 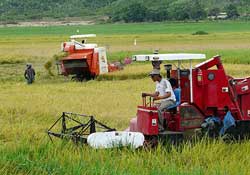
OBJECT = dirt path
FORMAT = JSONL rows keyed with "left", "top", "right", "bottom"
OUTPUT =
{"left": 0, "top": 20, "right": 95, "bottom": 27}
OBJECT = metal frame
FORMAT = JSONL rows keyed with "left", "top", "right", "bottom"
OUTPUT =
{"left": 132, "top": 53, "right": 206, "bottom": 61}
{"left": 47, "top": 112, "right": 115, "bottom": 144}
{"left": 70, "top": 34, "right": 96, "bottom": 39}
{"left": 189, "top": 60, "right": 193, "bottom": 103}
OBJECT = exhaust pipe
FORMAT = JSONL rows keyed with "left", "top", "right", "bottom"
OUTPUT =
{"left": 164, "top": 64, "right": 172, "bottom": 79}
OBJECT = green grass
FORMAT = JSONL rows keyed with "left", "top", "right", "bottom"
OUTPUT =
{"left": 1, "top": 21, "right": 250, "bottom": 36}
{"left": 1, "top": 22, "right": 250, "bottom": 66}
{"left": 1, "top": 21, "right": 250, "bottom": 174}
{"left": 1, "top": 21, "right": 250, "bottom": 64}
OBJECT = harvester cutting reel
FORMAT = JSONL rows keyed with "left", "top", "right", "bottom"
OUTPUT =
{"left": 47, "top": 112, "right": 116, "bottom": 144}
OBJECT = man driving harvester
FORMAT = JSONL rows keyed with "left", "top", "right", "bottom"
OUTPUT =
{"left": 142, "top": 69, "right": 176, "bottom": 132}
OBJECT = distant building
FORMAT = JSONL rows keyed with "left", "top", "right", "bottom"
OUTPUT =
{"left": 208, "top": 12, "right": 228, "bottom": 20}
{"left": 242, "top": 13, "right": 250, "bottom": 17}
{"left": 217, "top": 12, "right": 228, "bottom": 19}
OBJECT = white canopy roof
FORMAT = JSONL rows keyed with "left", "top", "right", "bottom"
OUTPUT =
{"left": 133, "top": 53, "right": 206, "bottom": 61}
{"left": 70, "top": 34, "right": 96, "bottom": 39}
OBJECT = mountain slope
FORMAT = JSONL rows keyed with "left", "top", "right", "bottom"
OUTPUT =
{"left": 0, "top": 0, "right": 249, "bottom": 22}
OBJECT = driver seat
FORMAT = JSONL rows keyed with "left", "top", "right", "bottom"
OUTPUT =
{"left": 167, "top": 88, "right": 181, "bottom": 110}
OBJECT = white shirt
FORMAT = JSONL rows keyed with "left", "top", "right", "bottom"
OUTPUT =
{"left": 155, "top": 79, "right": 176, "bottom": 102}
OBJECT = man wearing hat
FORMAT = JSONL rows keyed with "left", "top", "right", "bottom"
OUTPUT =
{"left": 142, "top": 69, "right": 176, "bottom": 132}
{"left": 152, "top": 49, "right": 162, "bottom": 70}
{"left": 24, "top": 63, "right": 36, "bottom": 84}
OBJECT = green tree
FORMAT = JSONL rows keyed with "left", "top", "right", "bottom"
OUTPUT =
{"left": 147, "top": 7, "right": 169, "bottom": 22}
{"left": 189, "top": 1, "right": 207, "bottom": 21}
{"left": 1, "top": 0, "right": 250, "bottom": 22}
{"left": 120, "top": 3, "right": 147, "bottom": 22}
{"left": 226, "top": 4, "right": 240, "bottom": 19}
{"left": 168, "top": 1, "right": 190, "bottom": 20}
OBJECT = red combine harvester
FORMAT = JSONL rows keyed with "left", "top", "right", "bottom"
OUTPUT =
{"left": 58, "top": 34, "right": 121, "bottom": 81}
{"left": 47, "top": 53, "right": 250, "bottom": 148}
{"left": 129, "top": 54, "right": 250, "bottom": 143}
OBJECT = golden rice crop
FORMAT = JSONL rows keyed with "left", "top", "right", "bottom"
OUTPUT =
{"left": 1, "top": 23, "right": 250, "bottom": 174}
{"left": 1, "top": 62, "right": 250, "bottom": 174}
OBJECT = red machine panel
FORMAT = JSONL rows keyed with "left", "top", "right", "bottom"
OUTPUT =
{"left": 61, "top": 49, "right": 95, "bottom": 76}
{"left": 234, "top": 78, "right": 250, "bottom": 119}
{"left": 192, "top": 57, "right": 240, "bottom": 118}
{"left": 137, "top": 106, "right": 159, "bottom": 135}
{"left": 240, "top": 94, "right": 250, "bottom": 119}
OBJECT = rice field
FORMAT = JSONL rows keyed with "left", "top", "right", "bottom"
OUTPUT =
{"left": 1, "top": 21, "right": 250, "bottom": 175}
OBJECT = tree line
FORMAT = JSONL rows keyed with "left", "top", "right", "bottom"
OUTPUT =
{"left": 109, "top": 1, "right": 241, "bottom": 22}
{"left": 0, "top": 0, "right": 247, "bottom": 23}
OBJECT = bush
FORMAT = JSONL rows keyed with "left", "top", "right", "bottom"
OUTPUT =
{"left": 44, "top": 60, "right": 54, "bottom": 76}
{"left": 53, "top": 52, "right": 67, "bottom": 61}
{"left": 192, "top": 31, "right": 209, "bottom": 35}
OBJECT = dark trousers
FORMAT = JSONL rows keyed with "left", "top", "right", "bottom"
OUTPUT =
{"left": 158, "top": 100, "right": 175, "bottom": 131}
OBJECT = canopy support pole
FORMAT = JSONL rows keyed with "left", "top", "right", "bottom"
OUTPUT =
{"left": 190, "top": 60, "right": 193, "bottom": 103}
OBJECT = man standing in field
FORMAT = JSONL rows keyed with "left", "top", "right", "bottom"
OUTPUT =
{"left": 142, "top": 69, "right": 176, "bottom": 132}
{"left": 24, "top": 63, "right": 35, "bottom": 84}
